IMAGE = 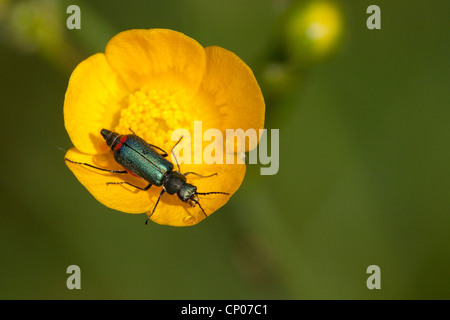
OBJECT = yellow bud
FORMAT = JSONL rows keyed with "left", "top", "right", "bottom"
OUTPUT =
{"left": 283, "top": 0, "right": 345, "bottom": 65}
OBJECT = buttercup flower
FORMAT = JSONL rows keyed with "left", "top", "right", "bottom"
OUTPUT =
{"left": 64, "top": 29, "right": 265, "bottom": 226}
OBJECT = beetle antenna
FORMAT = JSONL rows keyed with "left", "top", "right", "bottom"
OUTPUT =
{"left": 196, "top": 191, "right": 230, "bottom": 196}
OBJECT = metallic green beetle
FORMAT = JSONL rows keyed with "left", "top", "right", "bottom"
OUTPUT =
{"left": 65, "top": 129, "right": 229, "bottom": 224}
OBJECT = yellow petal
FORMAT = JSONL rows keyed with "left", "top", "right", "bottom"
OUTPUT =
{"left": 149, "top": 159, "right": 246, "bottom": 227}
{"left": 105, "top": 29, "right": 206, "bottom": 102}
{"left": 64, "top": 53, "right": 130, "bottom": 154}
{"left": 65, "top": 147, "right": 157, "bottom": 213}
{"left": 188, "top": 46, "right": 265, "bottom": 151}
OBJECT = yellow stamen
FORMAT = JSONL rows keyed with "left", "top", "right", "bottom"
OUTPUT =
{"left": 115, "top": 89, "right": 194, "bottom": 151}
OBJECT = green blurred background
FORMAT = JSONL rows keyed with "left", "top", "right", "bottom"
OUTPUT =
{"left": 0, "top": 0, "right": 449, "bottom": 299}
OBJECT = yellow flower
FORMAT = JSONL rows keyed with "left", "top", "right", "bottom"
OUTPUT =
{"left": 64, "top": 29, "right": 265, "bottom": 226}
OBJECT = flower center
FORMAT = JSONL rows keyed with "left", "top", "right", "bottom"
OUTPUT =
{"left": 115, "top": 89, "right": 194, "bottom": 151}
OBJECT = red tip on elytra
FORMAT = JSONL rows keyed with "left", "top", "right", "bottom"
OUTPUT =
{"left": 114, "top": 136, "right": 128, "bottom": 151}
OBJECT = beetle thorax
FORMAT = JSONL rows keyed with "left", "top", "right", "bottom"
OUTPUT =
{"left": 163, "top": 171, "right": 198, "bottom": 203}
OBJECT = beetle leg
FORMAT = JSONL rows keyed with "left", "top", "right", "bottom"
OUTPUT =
{"left": 191, "top": 198, "right": 208, "bottom": 218}
{"left": 145, "top": 190, "right": 165, "bottom": 224}
{"left": 148, "top": 144, "right": 169, "bottom": 157}
{"left": 184, "top": 172, "right": 217, "bottom": 178}
{"left": 106, "top": 181, "right": 152, "bottom": 191}
{"left": 170, "top": 136, "right": 183, "bottom": 172}
{"left": 128, "top": 127, "right": 169, "bottom": 157}
{"left": 65, "top": 158, "right": 128, "bottom": 174}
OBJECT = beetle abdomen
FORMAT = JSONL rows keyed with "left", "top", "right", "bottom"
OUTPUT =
{"left": 113, "top": 135, "right": 174, "bottom": 186}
